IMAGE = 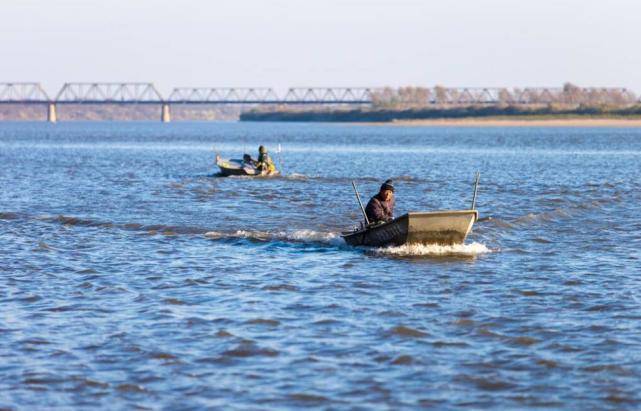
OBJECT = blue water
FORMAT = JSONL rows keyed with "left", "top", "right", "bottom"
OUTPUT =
{"left": 1, "top": 121, "right": 641, "bottom": 409}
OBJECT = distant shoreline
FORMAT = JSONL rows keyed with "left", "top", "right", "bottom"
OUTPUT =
{"left": 240, "top": 105, "right": 641, "bottom": 126}
{"left": 359, "top": 117, "right": 641, "bottom": 127}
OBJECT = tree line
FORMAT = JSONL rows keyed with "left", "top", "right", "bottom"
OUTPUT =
{"left": 370, "top": 83, "right": 638, "bottom": 108}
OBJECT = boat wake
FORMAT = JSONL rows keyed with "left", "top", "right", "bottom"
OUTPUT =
{"left": 371, "top": 242, "right": 491, "bottom": 258}
{"left": 283, "top": 173, "right": 309, "bottom": 180}
{"left": 2, "top": 210, "right": 491, "bottom": 257}
{"left": 204, "top": 229, "right": 344, "bottom": 247}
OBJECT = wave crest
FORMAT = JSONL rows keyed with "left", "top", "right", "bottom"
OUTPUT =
{"left": 372, "top": 242, "right": 491, "bottom": 257}
{"left": 204, "top": 229, "right": 342, "bottom": 246}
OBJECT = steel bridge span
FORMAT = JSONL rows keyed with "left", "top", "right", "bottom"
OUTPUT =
{"left": 0, "top": 83, "right": 377, "bottom": 122}
{"left": 0, "top": 82, "right": 636, "bottom": 122}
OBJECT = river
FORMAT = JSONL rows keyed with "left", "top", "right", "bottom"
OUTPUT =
{"left": 1, "top": 121, "right": 640, "bottom": 409}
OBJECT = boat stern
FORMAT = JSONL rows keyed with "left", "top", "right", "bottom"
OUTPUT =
{"left": 406, "top": 210, "right": 478, "bottom": 245}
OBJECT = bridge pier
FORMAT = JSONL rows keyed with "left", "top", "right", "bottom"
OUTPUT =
{"left": 161, "top": 103, "right": 171, "bottom": 122}
{"left": 47, "top": 103, "right": 57, "bottom": 123}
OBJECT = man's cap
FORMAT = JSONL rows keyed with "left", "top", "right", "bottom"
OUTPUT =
{"left": 380, "top": 179, "right": 395, "bottom": 192}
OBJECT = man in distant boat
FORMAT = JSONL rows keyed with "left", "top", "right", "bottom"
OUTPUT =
{"left": 365, "top": 179, "right": 395, "bottom": 224}
{"left": 242, "top": 154, "right": 254, "bottom": 164}
{"left": 254, "top": 145, "right": 277, "bottom": 174}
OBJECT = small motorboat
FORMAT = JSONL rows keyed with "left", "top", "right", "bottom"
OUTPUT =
{"left": 341, "top": 210, "right": 478, "bottom": 247}
{"left": 343, "top": 173, "right": 481, "bottom": 247}
{"left": 215, "top": 155, "right": 280, "bottom": 177}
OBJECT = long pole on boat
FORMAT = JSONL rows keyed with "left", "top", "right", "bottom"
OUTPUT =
{"left": 351, "top": 181, "right": 370, "bottom": 225}
{"left": 276, "top": 143, "right": 285, "bottom": 175}
{"left": 471, "top": 171, "right": 480, "bottom": 210}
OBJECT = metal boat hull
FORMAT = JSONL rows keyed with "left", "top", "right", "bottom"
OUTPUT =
{"left": 341, "top": 210, "right": 478, "bottom": 247}
{"left": 216, "top": 158, "right": 279, "bottom": 177}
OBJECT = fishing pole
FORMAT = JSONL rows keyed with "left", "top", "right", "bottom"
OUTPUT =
{"left": 351, "top": 181, "right": 370, "bottom": 226}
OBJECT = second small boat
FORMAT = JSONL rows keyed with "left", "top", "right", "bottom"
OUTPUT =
{"left": 215, "top": 155, "right": 280, "bottom": 177}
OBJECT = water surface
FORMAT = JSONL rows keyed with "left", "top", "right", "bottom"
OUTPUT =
{"left": 1, "top": 122, "right": 640, "bottom": 409}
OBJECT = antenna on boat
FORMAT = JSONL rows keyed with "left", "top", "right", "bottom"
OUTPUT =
{"left": 471, "top": 171, "right": 480, "bottom": 210}
{"left": 351, "top": 181, "right": 370, "bottom": 226}
{"left": 212, "top": 145, "right": 220, "bottom": 166}
{"left": 276, "top": 143, "right": 285, "bottom": 175}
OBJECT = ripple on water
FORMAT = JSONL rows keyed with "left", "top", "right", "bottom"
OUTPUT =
{"left": 432, "top": 340, "right": 470, "bottom": 348}
{"left": 387, "top": 325, "right": 429, "bottom": 338}
{"left": 510, "top": 336, "right": 540, "bottom": 346}
{"left": 73, "top": 377, "right": 110, "bottom": 390}
{"left": 116, "top": 383, "right": 147, "bottom": 393}
{"left": 163, "top": 298, "right": 186, "bottom": 305}
{"left": 262, "top": 284, "right": 299, "bottom": 292}
{"left": 22, "top": 372, "right": 64, "bottom": 386}
{"left": 148, "top": 352, "right": 177, "bottom": 360}
{"left": 390, "top": 355, "right": 416, "bottom": 365}
{"left": 454, "top": 318, "right": 475, "bottom": 327}
{"left": 3, "top": 123, "right": 641, "bottom": 410}
{"left": 215, "top": 329, "right": 234, "bottom": 338}
{"left": 16, "top": 294, "right": 42, "bottom": 303}
{"left": 245, "top": 318, "right": 280, "bottom": 326}
{"left": 455, "top": 374, "right": 517, "bottom": 392}
{"left": 288, "top": 393, "right": 331, "bottom": 405}
{"left": 222, "top": 341, "right": 280, "bottom": 358}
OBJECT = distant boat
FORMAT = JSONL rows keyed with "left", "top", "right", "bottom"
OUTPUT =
{"left": 215, "top": 155, "right": 280, "bottom": 177}
{"left": 341, "top": 210, "right": 478, "bottom": 247}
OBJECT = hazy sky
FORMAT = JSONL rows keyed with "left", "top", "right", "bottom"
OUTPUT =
{"left": 3, "top": 0, "right": 641, "bottom": 95}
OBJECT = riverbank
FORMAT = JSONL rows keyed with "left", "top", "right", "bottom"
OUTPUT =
{"left": 367, "top": 117, "right": 641, "bottom": 127}
{"left": 240, "top": 105, "right": 641, "bottom": 125}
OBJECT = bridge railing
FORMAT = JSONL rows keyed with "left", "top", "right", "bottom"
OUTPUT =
{"left": 0, "top": 82, "right": 51, "bottom": 103}
{"left": 167, "top": 87, "right": 376, "bottom": 104}
{"left": 283, "top": 87, "right": 375, "bottom": 104}
{"left": 55, "top": 82, "right": 163, "bottom": 104}
{"left": 168, "top": 87, "right": 280, "bottom": 104}
{"left": 2, "top": 83, "right": 636, "bottom": 105}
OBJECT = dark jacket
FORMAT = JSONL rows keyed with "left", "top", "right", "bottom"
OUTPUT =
{"left": 256, "top": 153, "right": 276, "bottom": 173}
{"left": 365, "top": 194, "right": 394, "bottom": 223}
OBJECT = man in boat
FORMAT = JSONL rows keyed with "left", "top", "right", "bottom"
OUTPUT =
{"left": 255, "top": 145, "right": 277, "bottom": 174}
{"left": 365, "top": 179, "right": 395, "bottom": 224}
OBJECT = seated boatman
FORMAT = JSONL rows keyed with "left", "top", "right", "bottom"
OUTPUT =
{"left": 365, "top": 179, "right": 395, "bottom": 224}
{"left": 255, "top": 145, "right": 276, "bottom": 174}
{"left": 242, "top": 154, "right": 255, "bottom": 164}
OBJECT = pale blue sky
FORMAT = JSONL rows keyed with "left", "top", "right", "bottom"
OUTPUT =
{"left": 3, "top": 0, "right": 640, "bottom": 95}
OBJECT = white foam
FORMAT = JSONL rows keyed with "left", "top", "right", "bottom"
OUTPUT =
{"left": 373, "top": 242, "right": 491, "bottom": 257}
{"left": 285, "top": 173, "right": 308, "bottom": 180}
{"left": 284, "top": 229, "right": 343, "bottom": 246}
{"left": 204, "top": 230, "right": 270, "bottom": 241}
{"left": 204, "top": 229, "right": 342, "bottom": 246}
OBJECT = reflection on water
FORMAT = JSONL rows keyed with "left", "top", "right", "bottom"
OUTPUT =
{"left": 1, "top": 122, "right": 641, "bottom": 409}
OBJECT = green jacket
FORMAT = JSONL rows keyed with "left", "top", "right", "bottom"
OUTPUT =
{"left": 256, "top": 153, "right": 276, "bottom": 173}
